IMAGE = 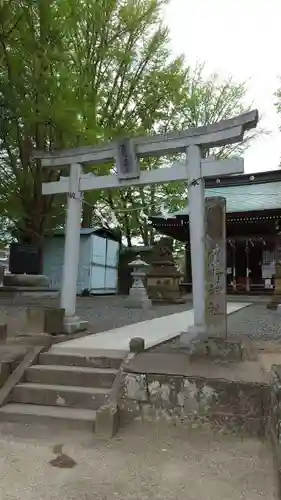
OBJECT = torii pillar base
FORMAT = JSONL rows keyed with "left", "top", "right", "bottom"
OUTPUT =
{"left": 63, "top": 316, "right": 88, "bottom": 335}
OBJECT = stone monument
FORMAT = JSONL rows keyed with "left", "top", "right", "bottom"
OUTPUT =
{"left": 1, "top": 243, "right": 57, "bottom": 299}
{"left": 146, "top": 240, "right": 185, "bottom": 304}
{"left": 189, "top": 196, "right": 243, "bottom": 360}
{"left": 125, "top": 255, "right": 151, "bottom": 309}
{"left": 205, "top": 197, "right": 227, "bottom": 338}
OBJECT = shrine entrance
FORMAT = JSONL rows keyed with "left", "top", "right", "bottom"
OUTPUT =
{"left": 34, "top": 110, "right": 258, "bottom": 338}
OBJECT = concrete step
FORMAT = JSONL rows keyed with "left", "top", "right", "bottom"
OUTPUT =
{"left": 12, "top": 383, "right": 111, "bottom": 410}
{"left": 25, "top": 365, "right": 117, "bottom": 388}
{"left": 0, "top": 403, "right": 96, "bottom": 430}
{"left": 40, "top": 350, "right": 123, "bottom": 370}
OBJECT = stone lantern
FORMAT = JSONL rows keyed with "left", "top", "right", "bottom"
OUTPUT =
{"left": 146, "top": 242, "right": 186, "bottom": 304}
{"left": 125, "top": 255, "right": 151, "bottom": 309}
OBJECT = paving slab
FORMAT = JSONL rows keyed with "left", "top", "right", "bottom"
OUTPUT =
{"left": 52, "top": 302, "right": 250, "bottom": 354}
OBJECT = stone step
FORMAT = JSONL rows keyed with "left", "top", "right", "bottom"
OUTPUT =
{"left": 39, "top": 351, "right": 123, "bottom": 370}
{"left": 12, "top": 383, "right": 111, "bottom": 410}
{"left": 25, "top": 365, "right": 117, "bottom": 388}
{"left": 0, "top": 403, "right": 96, "bottom": 430}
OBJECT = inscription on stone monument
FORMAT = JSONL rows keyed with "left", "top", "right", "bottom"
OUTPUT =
{"left": 205, "top": 197, "right": 227, "bottom": 338}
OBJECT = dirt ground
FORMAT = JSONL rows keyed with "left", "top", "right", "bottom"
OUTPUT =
{"left": 0, "top": 296, "right": 278, "bottom": 499}
{"left": 0, "top": 421, "right": 277, "bottom": 500}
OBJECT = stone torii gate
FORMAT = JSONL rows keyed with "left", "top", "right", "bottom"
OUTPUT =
{"left": 34, "top": 110, "right": 258, "bottom": 335}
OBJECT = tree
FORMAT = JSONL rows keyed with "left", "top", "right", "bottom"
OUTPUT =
{"left": 275, "top": 84, "right": 281, "bottom": 148}
{"left": 93, "top": 65, "right": 259, "bottom": 246}
{"left": 0, "top": 0, "right": 259, "bottom": 256}
{"left": 0, "top": 0, "right": 83, "bottom": 267}
{"left": 61, "top": 0, "right": 187, "bottom": 228}
{"left": 0, "top": 0, "right": 186, "bottom": 259}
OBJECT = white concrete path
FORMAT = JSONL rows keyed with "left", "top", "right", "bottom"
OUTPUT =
{"left": 51, "top": 302, "right": 251, "bottom": 354}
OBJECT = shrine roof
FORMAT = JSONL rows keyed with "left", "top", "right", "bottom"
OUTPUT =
{"left": 177, "top": 180, "right": 281, "bottom": 215}
{"left": 151, "top": 170, "right": 281, "bottom": 220}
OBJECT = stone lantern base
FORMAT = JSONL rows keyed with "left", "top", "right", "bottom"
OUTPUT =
{"left": 125, "top": 287, "right": 152, "bottom": 309}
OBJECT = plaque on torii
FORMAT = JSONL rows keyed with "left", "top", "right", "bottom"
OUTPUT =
{"left": 34, "top": 111, "right": 258, "bottom": 336}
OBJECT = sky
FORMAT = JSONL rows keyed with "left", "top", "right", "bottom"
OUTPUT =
{"left": 164, "top": 0, "right": 281, "bottom": 174}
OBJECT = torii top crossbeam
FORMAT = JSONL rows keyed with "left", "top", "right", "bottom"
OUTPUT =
{"left": 34, "top": 110, "right": 258, "bottom": 169}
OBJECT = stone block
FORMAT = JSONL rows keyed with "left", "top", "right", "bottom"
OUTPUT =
{"left": 207, "top": 337, "right": 243, "bottom": 360}
{"left": 0, "top": 324, "right": 7, "bottom": 344}
{"left": 63, "top": 317, "right": 88, "bottom": 335}
{"left": 129, "top": 337, "right": 145, "bottom": 353}
{"left": 0, "top": 362, "right": 10, "bottom": 387}
{"left": 3, "top": 274, "right": 49, "bottom": 287}
{"left": 0, "top": 346, "right": 28, "bottom": 364}
{"left": 190, "top": 337, "right": 243, "bottom": 361}
{"left": 14, "top": 333, "right": 53, "bottom": 349}
{"left": 124, "top": 373, "right": 148, "bottom": 401}
{"left": 192, "top": 378, "right": 266, "bottom": 417}
{"left": 118, "top": 399, "right": 141, "bottom": 424}
{"left": 145, "top": 375, "right": 183, "bottom": 409}
{"left": 25, "top": 307, "right": 65, "bottom": 335}
{"left": 270, "top": 365, "right": 281, "bottom": 441}
{"left": 0, "top": 346, "right": 29, "bottom": 385}
{"left": 95, "top": 403, "right": 119, "bottom": 438}
{"left": 147, "top": 379, "right": 173, "bottom": 408}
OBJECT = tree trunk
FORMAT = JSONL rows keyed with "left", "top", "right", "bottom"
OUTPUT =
{"left": 17, "top": 209, "right": 45, "bottom": 274}
{"left": 123, "top": 213, "right": 132, "bottom": 246}
{"left": 82, "top": 203, "right": 93, "bottom": 228}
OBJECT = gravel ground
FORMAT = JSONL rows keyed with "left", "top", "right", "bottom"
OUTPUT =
{"left": 227, "top": 304, "right": 281, "bottom": 341}
{"left": 0, "top": 296, "right": 281, "bottom": 342}
{"left": 0, "top": 421, "right": 277, "bottom": 500}
{"left": 0, "top": 295, "right": 192, "bottom": 338}
{"left": 1, "top": 295, "right": 281, "bottom": 341}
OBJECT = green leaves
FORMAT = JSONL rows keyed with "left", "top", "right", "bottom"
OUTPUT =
{"left": 0, "top": 0, "right": 256, "bottom": 249}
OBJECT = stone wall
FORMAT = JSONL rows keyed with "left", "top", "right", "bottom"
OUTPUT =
{"left": 120, "top": 371, "right": 269, "bottom": 437}
{"left": 269, "top": 365, "right": 281, "bottom": 498}
{"left": 0, "top": 346, "right": 28, "bottom": 387}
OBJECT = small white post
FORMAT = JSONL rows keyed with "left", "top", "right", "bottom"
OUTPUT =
{"left": 180, "top": 145, "right": 206, "bottom": 344}
{"left": 61, "top": 163, "right": 88, "bottom": 333}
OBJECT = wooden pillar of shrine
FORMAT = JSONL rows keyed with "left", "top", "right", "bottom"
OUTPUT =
{"left": 245, "top": 240, "right": 250, "bottom": 292}
{"left": 184, "top": 243, "right": 192, "bottom": 283}
{"left": 267, "top": 223, "right": 281, "bottom": 309}
{"left": 232, "top": 241, "right": 237, "bottom": 291}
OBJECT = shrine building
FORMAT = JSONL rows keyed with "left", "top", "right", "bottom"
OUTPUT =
{"left": 149, "top": 169, "right": 281, "bottom": 294}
